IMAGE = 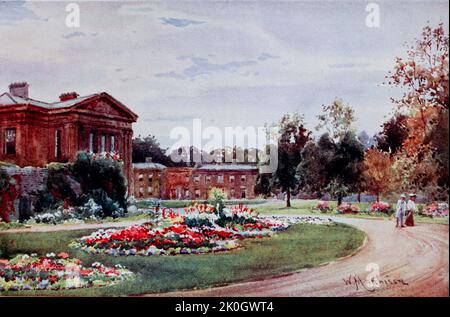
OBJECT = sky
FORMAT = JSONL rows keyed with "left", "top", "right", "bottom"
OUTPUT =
{"left": 0, "top": 0, "right": 448, "bottom": 149}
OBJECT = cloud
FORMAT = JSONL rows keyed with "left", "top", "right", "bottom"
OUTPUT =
{"left": 329, "top": 63, "right": 371, "bottom": 69}
{"left": 159, "top": 17, "right": 205, "bottom": 28}
{"left": 257, "top": 53, "right": 281, "bottom": 61}
{"left": 62, "top": 31, "right": 87, "bottom": 39}
{"left": 0, "top": 1, "right": 41, "bottom": 25}
{"left": 155, "top": 55, "right": 270, "bottom": 80}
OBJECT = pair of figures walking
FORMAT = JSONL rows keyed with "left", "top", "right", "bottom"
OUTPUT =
{"left": 396, "top": 193, "right": 417, "bottom": 228}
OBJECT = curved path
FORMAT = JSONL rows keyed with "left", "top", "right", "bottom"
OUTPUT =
{"left": 149, "top": 217, "right": 449, "bottom": 297}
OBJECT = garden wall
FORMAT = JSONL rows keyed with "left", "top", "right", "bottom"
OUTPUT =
{"left": 1, "top": 166, "right": 48, "bottom": 221}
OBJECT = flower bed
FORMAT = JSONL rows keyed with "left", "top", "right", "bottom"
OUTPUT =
{"left": 315, "top": 201, "right": 330, "bottom": 213}
{"left": 71, "top": 204, "right": 322, "bottom": 257}
{"left": 337, "top": 202, "right": 360, "bottom": 214}
{"left": 370, "top": 202, "right": 392, "bottom": 213}
{"left": 420, "top": 202, "right": 449, "bottom": 218}
{"left": 0, "top": 253, "right": 133, "bottom": 291}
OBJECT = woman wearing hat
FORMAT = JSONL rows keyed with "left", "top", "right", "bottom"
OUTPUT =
{"left": 405, "top": 193, "right": 417, "bottom": 226}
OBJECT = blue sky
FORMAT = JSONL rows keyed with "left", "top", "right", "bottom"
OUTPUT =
{"left": 0, "top": 0, "right": 448, "bottom": 148}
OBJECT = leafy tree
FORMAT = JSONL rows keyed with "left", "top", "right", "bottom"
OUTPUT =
{"left": 299, "top": 132, "right": 364, "bottom": 205}
{"left": 376, "top": 113, "right": 409, "bottom": 155}
{"left": 270, "top": 113, "right": 311, "bottom": 207}
{"left": 133, "top": 135, "right": 179, "bottom": 166}
{"left": 331, "top": 132, "right": 365, "bottom": 205}
{"left": 254, "top": 173, "right": 274, "bottom": 198}
{"left": 362, "top": 148, "right": 393, "bottom": 201}
{"left": 297, "top": 133, "right": 335, "bottom": 198}
{"left": 385, "top": 24, "right": 449, "bottom": 199}
{"left": 316, "top": 98, "right": 356, "bottom": 142}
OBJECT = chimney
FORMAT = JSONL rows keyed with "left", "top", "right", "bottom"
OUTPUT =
{"left": 9, "top": 82, "right": 29, "bottom": 98}
{"left": 59, "top": 92, "right": 79, "bottom": 102}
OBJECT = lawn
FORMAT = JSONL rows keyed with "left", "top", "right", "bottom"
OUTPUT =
{"left": 137, "top": 199, "right": 267, "bottom": 209}
{"left": 256, "top": 200, "right": 449, "bottom": 225}
{"left": 0, "top": 222, "right": 364, "bottom": 296}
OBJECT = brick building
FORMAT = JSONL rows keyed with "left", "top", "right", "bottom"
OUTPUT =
{"left": 132, "top": 162, "right": 167, "bottom": 199}
{"left": 133, "top": 163, "right": 259, "bottom": 200}
{"left": 0, "top": 82, "right": 138, "bottom": 192}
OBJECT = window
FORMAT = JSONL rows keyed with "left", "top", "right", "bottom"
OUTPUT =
{"left": 148, "top": 187, "right": 153, "bottom": 194}
{"left": 230, "top": 175, "right": 235, "bottom": 183}
{"left": 194, "top": 175, "right": 200, "bottom": 184}
{"left": 217, "top": 175, "right": 224, "bottom": 183}
{"left": 138, "top": 174, "right": 144, "bottom": 182}
{"left": 55, "top": 130, "right": 62, "bottom": 159}
{"left": 139, "top": 187, "right": 144, "bottom": 197}
{"left": 89, "top": 133, "right": 95, "bottom": 153}
{"left": 100, "top": 135, "right": 106, "bottom": 152}
{"left": 148, "top": 173, "right": 153, "bottom": 183}
{"left": 206, "top": 175, "right": 211, "bottom": 183}
{"left": 110, "top": 135, "right": 115, "bottom": 153}
{"left": 195, "top": 189, "right": 201, "bottom": 199}
{"left": 5, "top": 128, "right": 16, "bottom": 155}
{"left": 241, "top": 175, "right": 246, "bottom": 182}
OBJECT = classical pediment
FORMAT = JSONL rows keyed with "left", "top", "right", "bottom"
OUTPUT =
{"left": 71, "top": 93, "right": 138, "bottom": 121}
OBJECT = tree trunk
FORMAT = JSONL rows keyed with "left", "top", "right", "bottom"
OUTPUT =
{"left": 357, "top": 192, "right": 361, "bottom": 203}
{"left": 286, "top": 189, "right": 291, "bottom": 208}
{"left": 337, "top": 192, "right": 343, "bottom": 206}
{"left": 376, "top": 193, "right": 380, "bottom": 202}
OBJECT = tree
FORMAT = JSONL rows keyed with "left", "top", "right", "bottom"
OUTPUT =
{"left": 271, "top": 113, "right": 311, "bottom": 207}
{"left": 376, "top": 113, "right": 409, "bottom": 155}
{"left": 316, "top": 98, "right": 356, "bottom": 142}
{"left": 385, "top": 23, "right": 449, "bottom": 199}
{"left": 132, "top": 135, "right": 179, "bottom": 166}
{"left": 298, "top": 133, "right": 335, "bottom": 198}
{"left": 299, "top": 131, "right": 365, "bottom": 205}
{"left": 362, "top": 148, "right": 393, "bottom": 201}
{"left": 254, "top": 173, "right": 273, "bottom": 198}
{"left": 302, "top": 99, "right": 363, "bottom": 205}
{"left": 331, "top": 132, "right": 365, "bottom": 205}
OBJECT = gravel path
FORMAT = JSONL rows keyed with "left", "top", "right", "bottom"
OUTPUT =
{"left": 147, "top": 217, "right": 449, "bottom": 297}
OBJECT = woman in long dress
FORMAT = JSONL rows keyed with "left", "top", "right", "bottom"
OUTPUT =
{"left": 405, "top": 194, "right": 417, "bottom": 227}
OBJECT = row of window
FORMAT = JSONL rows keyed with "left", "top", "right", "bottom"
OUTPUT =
{"left": 192, "top": 174, "right": 249, "bottom": 184}
{"left": 137, "top": 173, "right": 250, "bottom": 184}
{"left": 3, "top": 128, "right": 119, "bottom": 158}
{"left": 89, "top": 133, "right": 117, "bottom": 154}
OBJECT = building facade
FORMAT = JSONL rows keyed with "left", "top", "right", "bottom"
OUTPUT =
{"left": 133, "top": 163, "right": 259, "bottom": 200}
{"left": 0, "top": 82, "right": 138, "bottom": 192}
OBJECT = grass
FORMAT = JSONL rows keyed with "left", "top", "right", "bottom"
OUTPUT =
{"left": 256, "top": 200, "right": 449, "bottom": 225}
{"left": 0, "top": 221, "right": 25, "bottom": 231}
{"left": 0, "top": 222, "right": 364, "bottom": 296}
{"left": 137, "top": 199, "right": 267, "bottom": 209}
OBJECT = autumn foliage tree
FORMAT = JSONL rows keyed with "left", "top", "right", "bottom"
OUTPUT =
{"left": 385, "top": 23, "right": 449, "bottom": 199}
{"left": 362, "top": 148, "right": 393, "bottom": 202}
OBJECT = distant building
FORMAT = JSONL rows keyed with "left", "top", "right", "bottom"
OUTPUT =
{"left": 132, "top": 163, "right": 259, "bottom": 200}
{"left": 132, "top": 161, "right": 167, "bottom": 199}
{"left": 0, "top": 82, "right": 138, "bottom": 192}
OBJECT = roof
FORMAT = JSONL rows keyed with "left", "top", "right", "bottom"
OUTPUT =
{"left": 0, "top": 92, "right": 96, "bottom": 109}
{"left": 197, "top": 164, "right": 258, "bottom": 171}
{"left": 133, "top": 162, "right": 167, "bottom": 170}
{"left": 0, "top": 91, "right": 138, "bottom": 121}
